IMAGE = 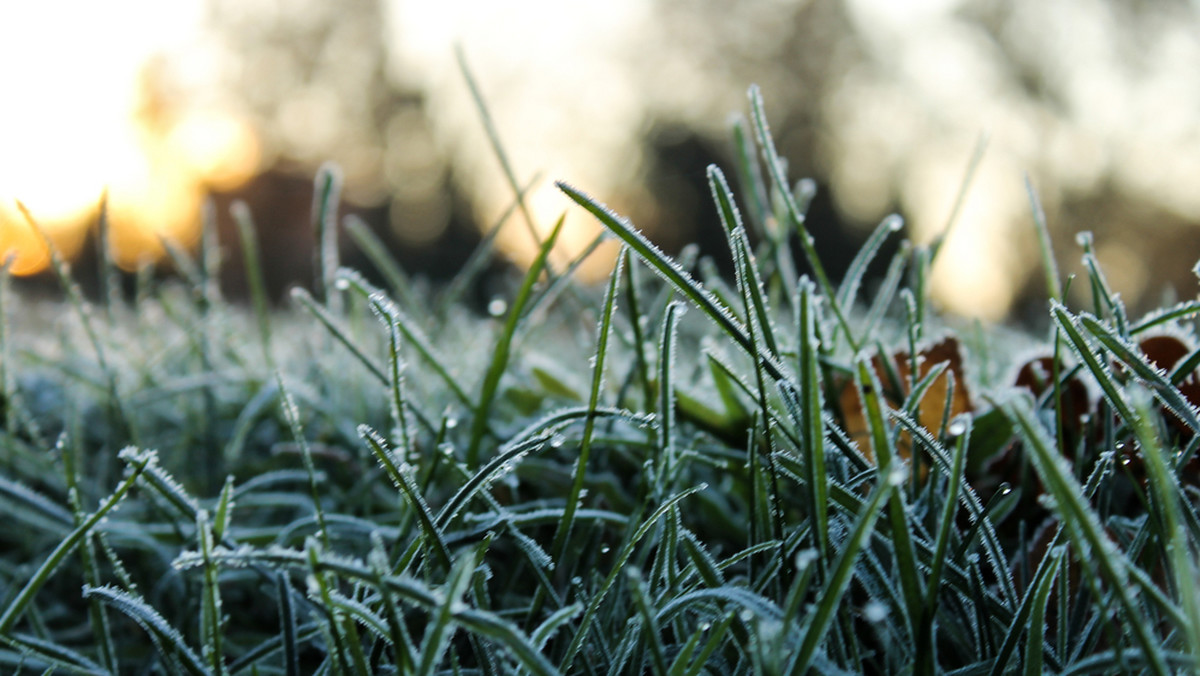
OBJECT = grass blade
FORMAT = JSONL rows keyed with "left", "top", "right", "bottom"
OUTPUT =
{"left": 1002, "top": 394, "right": 1170, "bottom": 676}
{"left": 466, "top": 214, "right": 564, "bottom": 467}
{"left": 0, "top": 447, "right": 155, "bottom": 634}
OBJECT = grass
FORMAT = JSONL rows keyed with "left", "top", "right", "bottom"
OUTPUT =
{"left": 2, "top": 79, "right": 1200, "bottom": 675}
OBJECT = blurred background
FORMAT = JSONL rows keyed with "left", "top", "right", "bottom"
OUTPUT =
{"left": 3, "top": 0, "right": 1199, "bottom": 322}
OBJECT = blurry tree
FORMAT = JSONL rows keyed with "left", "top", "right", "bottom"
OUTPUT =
{"left": 144, "top": 0, "right": 1200, "bottom": 319}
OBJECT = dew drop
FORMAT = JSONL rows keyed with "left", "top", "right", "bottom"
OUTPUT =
{"left": 600, "top": 544, "right": 611, "bottom": 554}
{"left": 439, "top": 443, "right": 455, "bottom": 458}
{"left": 334, "top": 277, "right": 350, "bottom": 290}
{"left": 444, "top": 417, "right": 459, "bottom": 430}
{"left": 946, "top": 418, "right": 968, "bottom": 437}
{"left": 864, "top": 600, "right": 889, "bottom": 623}
{"left": 997, "top": 482, "right": 1012, "bottom": 497}
{"left": 549, "top": 434, "right": 567, "bottom": 449}
{"left": 487, "top": 298, "right": 508, "bottom": 317}
{"left": 577, "top": 489, "right": 589, "bottom": 499}
{"left": 570, "top": 576, "right": 583, "bottom": 587}
{"left": 885, "top": 214, "right": 903, "bottom": 232}
{"left": 698, "top": 621, "right": 712, "bottom": 631}
{"left": 887, "top": 465, "right": 909, "bottom": 486}
{"left": 1075, "top": 232, "right": 1094, "bottom": 247}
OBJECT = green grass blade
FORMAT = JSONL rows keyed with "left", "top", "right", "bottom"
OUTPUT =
{"left": 1025, "top": 175, "right": 1062, "bottom": 301}
{"left": 440, "top": 173, "right": 542, "bottom": 314}
{"left": 83, "top": 585, "right": 209, "bottom": 676}
{"left": 416, "top": 549, "right": 478, "bottom": 676}
{"left": 0, "top": 447, "right": 154, "bottom": 635}
{"left": 343, "top": 269, "right": 475, "bottom": 409}
{"left": 836, "top": 214, "right": 903, "bottom": 312}
{"left": 343, "top": 213, "right": 422, "bottom": 310}
{"left": 1002, "top": 393, "right": 1170, "bottom": 676}
{"left": 275, "top": 372, "right": 332, "bottom": 549}
{"left": 359, "top": 424, "right": 452, "bottom": 570}
{"left": 788, "top": 462, "right": 898, "bottom": 675}
{"left": 312, "top": 162, "right": 344, "bottom": 312}
{"left": 275, "top": 573, "right": 300, "bottom": 676}
{"left": 556, "top": 181, "right": 788, "bottom": 383}
{"left": 1077, "top": 312, "right": 1200, "bottom": 440}
{"left": 456, "top": 45, "right": 542, "bottom": 247}
{"left": 928, "top": 133, "right": 988, "bottom": 263}
{"left": 781, "top": 278, "right": 827, "bottom": 562}
{"left": 855, "top": 358, "right": 923, "bottom": 635}
{"left": 919, "top": 414, "right": 970, "bottom": 672}
{"left": 561, "top": 484, "right": 707, "bottom": 672}
{"left": 1022, "top": 546, "right": 1065, "bottom": 676}
{"left": 709, "top": 165, "right": 778, "bottom": 360}
{"left": 466, "top": 214, "right": 564, "bottom": 467}
{"left": 231, "top": 201, "right": 274, "bottom": 369}
{"left": 550, "top": 247, "right": 625, "bottom": 565}
{"left": 747, "top": 85, "right": 856, "bottom": 351}
{"left": 1129, "top": 391, "right": 1200, "bottom": 661}
{"left": 196, "top": 511, "right": 227, "bottom": 676}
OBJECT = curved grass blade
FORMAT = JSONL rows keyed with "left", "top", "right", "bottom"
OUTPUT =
{"left": 0, "top": 447, "right": 154, "bottom": 634}
{"left": 82, "top": 585, "right": 209, "bottom": 676}
{"left": 416, "top": 549, "right": 478, "bottom": 676}
{"left": 342, "top": 269, "right": 474, "bottom": 409}
{"left": 836, "top": 214, "right": 903, "bottom": 312}
{"left": 1077, "top": 312, "right": 1200, "bottom": 440}
{"left": 928, "top": 133, "right": 988, "bottom": 263}
{"left": 178, "top": 544, "right": 561, "bottom": 676}
{"left": 1129, "top": 391, "right": 1200, "bottom": 661}
{"left": 1002, "top": 394, "right": 1170, "bottom": 676}
{"left": 556, "top": 181, "right": 788, "bottom": 384}
{"left": 275, "top": 372, "right": 332, "bottom": 549}
{"left": 359, "top": 424, "right": 452, "bottom": 570}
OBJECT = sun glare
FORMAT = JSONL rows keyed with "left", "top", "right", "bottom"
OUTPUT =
{"left": 0, "top": 0, "right": 258, "bottom": 276}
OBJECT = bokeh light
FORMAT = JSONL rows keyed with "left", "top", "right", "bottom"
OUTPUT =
{"left": 4, "top": 0, "right": 1200, "bottom": 322}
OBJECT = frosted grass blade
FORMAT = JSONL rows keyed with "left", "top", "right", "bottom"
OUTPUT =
{"left": 0, "top": 447, "right": 154, "bottom": 634}
{"left": 1002, "top": 394, "right": 1169, "bottom": 676}
{"left": 466, "top": 214, "right": 564, "bottom": 467}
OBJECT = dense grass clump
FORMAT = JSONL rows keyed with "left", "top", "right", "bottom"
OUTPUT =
{"left": 2, "top": 83, "right": 1200, "bottom": 675}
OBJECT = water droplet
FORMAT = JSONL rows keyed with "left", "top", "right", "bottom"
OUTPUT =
{"left": 570, "top": 576, "right": 583, "bottom": 587}
{"left": 698, "top": 621, "right": 712, "bottom": 631}
{"left": 864, "top": 600, "right": 888, "bottom": 622}
{"left": 334, "top": 277, "right": 350, "bottom": 290}
{"left": 599, "top": 545, "right": 610, "bottom": 554}
{"left": 577, "top": 489, "right": 589, "bottom": 499}
{"left": 439, "top": 443, "right": 455, "bottom": 458}
{"left": 444, "top": 417, "right": 458, "bottom": 429}
{"left": 887, "top": 465, "right": 909, "bottom": 486}
{"left": 997, "top": 482, "right": 1012, "bottom": 496}
{"left": 885, "top": 214, "right": 903, "bottom": 232}
{"left": 549, "top": 434, "right": 566, "bottom": 448}
{"left": 487, "top": 298, "right": 508, "bottom": 317}
{"left": 1075, "top": 232, "right": 1094, "bottom": 247}
{"left": 946, "top": 418, "right": 968, "bottom": 437}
